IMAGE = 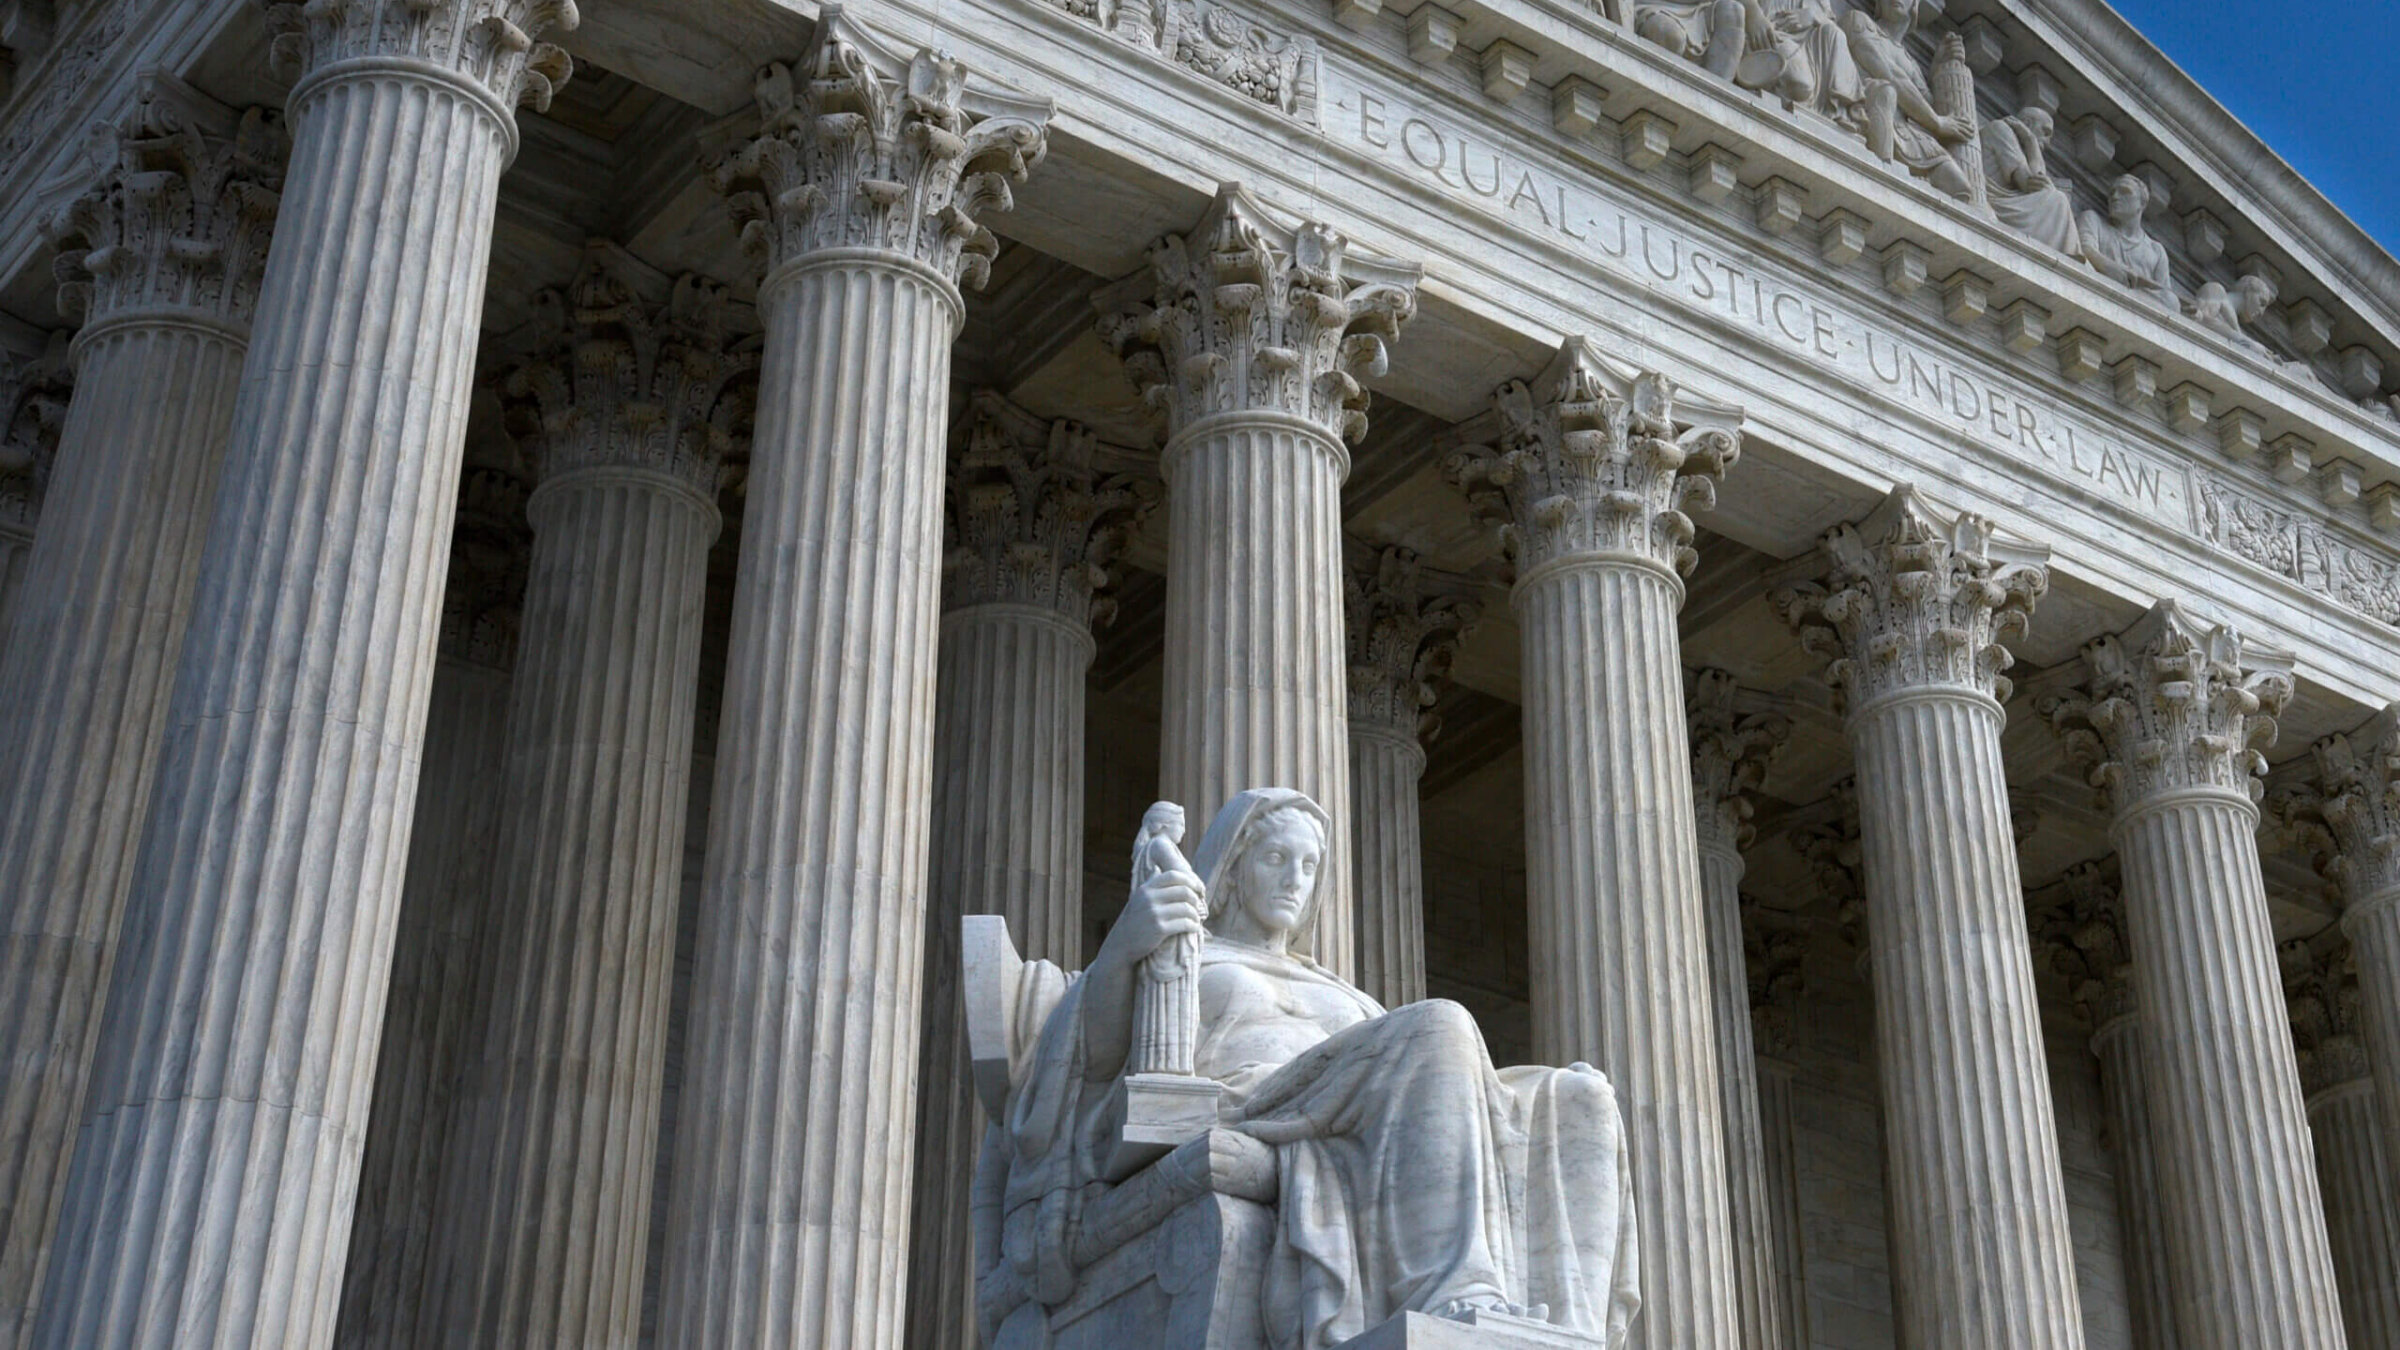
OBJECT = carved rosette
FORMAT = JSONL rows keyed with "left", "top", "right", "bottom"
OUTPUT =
{"left": 2281, "top": 707, "right": 2400, "bottom": 912}
{"left": 2033, "top": 862, "right": 2138, "bottom": 1030}
{"left": 261, "top": 0, "right": 577, "bottom": 111}
{"left": 45, "top": 82, "right": 286, "bottom": 332}
{"left": 2284, "top": 939, "right": 2372, "bottom": 1098}
{"left": 710, "top": 10, "right": 1051, "bottom": 294}
{"left": 0, "top": 338, "right": 72, "bottom": 533}
{"left": 2040, "top": 601, "right": 2296, "bottom": 812}
{"left": 1097, "top": 184, "right": 1419, "bottom": 447}
{"left": 943, "top": 390, "right": 1146, "bottom": 624}
{"left": 1689, "top": 668, "right": 1789, "bottom": 855}
{"left": 1342, "top": 546, "right": 1480, "bottom": 744}
{"left": 1443, "top": 337, "right": 1741, "bottom": 582}
{"left": 502, "top": 247, "right": 758, "bottom": 501}
{"left": 1745, "top": 901, "right": 1807, "bottom": 1061}
{"left": 1772, "top": 487, "right": 2048, "bottom": 715}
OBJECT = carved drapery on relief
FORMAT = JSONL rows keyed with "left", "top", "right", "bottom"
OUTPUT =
{"left": 1343, "top": 545, "right": 1481, "bottom": 741}
{"left": 0, "top": 336, "right": 70, "bottom": 535}
{"left": 1443, "top": 336, "right": 1741, "bottom": 581}
{"left": 2285, "top": 939, "right": 2373, "bottom": 1098}
{"left": 2194, "top": 470, "right": 2400, "bottom": 626}
{"left": 261, "top": 0, "right": 577, "bottom": 110}
{"left": 502, "top": 244, "right": 758, "bottom": 500}
{"left": 2040, "top": 601, "right": 2295, "bottom": 810}
{"left": 710, "top": 8, "right": 1051, "bottom": 291}
{"left": 1689, "top": 667, "right": 1789, "bottom": 853}
{"left": 944, "top": 389, "right": 1148, "bottom": 623}
{"left": 46, "top": 79, "right": 284, "bottom": 330}
{"left": 2033, "top": 861, "right": 2137, "bottom": 1029}
{"left": 1745, "top": 900, "right": 1807, "bottom": 1059}
{"left": 1097, "top": 183, "right": 1419, "bottom": 446}
{"left": 1771, "top": 487, "right": 2048, "bottom": 714}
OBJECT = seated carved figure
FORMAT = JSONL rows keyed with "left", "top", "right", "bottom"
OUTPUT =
{"left": 1841, "top": 0, "right": 1980, "bottom": 204}
{"left": 1633, "top": 0, "right": 1857, "bottom": 113}
{"left": 1979, "top": 108, "right": 2080, "bottom": 257}
{"left": 972, "top": 789, "right": 1640, "bottom": 1350}
{"left": 2079, "top": 174, "right": 2175, "bottom": 306}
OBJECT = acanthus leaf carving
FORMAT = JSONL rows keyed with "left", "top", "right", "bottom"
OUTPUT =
{"left": 944, "top": 389, "right": 1151, "bottom": 624}
{"left": 710, "top": 9, "right": 1052, "bottom": 293}
{"left": 2282, "top": 937, "right": 2371, "bottom": 1098}
{"left": 2194, "top": 470, "right": 2400, "bottom": 626}
{"left": 1771, "top": 486, "right": 2047, "bottom": 714}
{"left": 1343, "top": 545, "right": 1482, "bottom": 742}
{"left": 260, "top": 0, "right": 578, "bottom": 112}
{"left": 2271, "top": 705, "right": 2400, "bottom": 914}
{"left": 1688, "top": 667, "right": 1789, "bottom": 853}
{"left": 1097, "top": 184, "right": 1418, "bottom": 447}
{"left": 45, "top": 76, "right": 285, "bottom": 331}
{"left": 1787, "top": 778, "right": 1865, "bottom": 961}
{"left": 501, "top": 243, "right": 758, "bottom": 502}
{"left": 1442, "top": 336, "right": 1741, "bottom": 580}
{"left": 1744, "top": 897, "right": 1808, "bottom": 1061}
{"left": 0, "top": 331, "right": 72, "bottom": 534}
{"left": 2029, "top": 861, "right": 2136, "bottom": 1031}
{"left": 2037, "top": 600, "right": 2295, "bottom": 811}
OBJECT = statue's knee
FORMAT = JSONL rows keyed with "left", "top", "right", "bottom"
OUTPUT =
{"left": 1395, "top": 998, "right": 1485, "bottom": 1052}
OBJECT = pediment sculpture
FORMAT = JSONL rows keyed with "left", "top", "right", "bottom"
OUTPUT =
{"left": 966, "top": 789, "right": 1640, "bottom": 1349}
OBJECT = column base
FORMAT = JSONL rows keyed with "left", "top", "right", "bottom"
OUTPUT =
{"left": 1337, "top": 1310, "right": 1603, "bottom": 1349}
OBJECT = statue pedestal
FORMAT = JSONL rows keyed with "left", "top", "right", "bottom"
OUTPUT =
{"left": 1102, "top": 1071, "right": 1225, "bottom": 1181}
{"left": 1337, "top": 1310, "right": 1605, "bottom": 1349}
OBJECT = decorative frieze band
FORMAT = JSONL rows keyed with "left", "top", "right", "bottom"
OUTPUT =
{"left": 1051, "top": 0, "right": 1319, "bottom": 123}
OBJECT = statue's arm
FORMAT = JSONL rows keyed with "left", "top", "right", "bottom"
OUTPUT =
{"left": 1079, "top": 868, "right": 1206, "bottom": 1081}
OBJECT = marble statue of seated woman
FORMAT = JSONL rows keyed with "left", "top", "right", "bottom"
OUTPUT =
{"left": 980, "top": 788, "right": 1640, "bottom": 1350}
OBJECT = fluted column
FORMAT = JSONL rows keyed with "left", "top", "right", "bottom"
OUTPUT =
{"left": 1445, "top": 337, "right": 1744, "bottom": 1349}
{"left": 903, "top": 391, "right": 1138, "bottom": 1350}
{"left": 2043, "top": 601, "right": 2345, "bottom": 1348}
{"left": 1747, "top": 919, "right": 1811, "bottom": 1349}
{"left": 334, "top": 491, "right": 522, "bottom": 1347}
{"left": 1100, "top": 186, "right": 1419, "bottom": 980}
{"left": 2294, "top": 705, "right": 2400, "bottom": 1170}
{"left": 1775, "top": 487, "right": 2086, "bottom": 1349}
{"left": 0, "top": 81, "right": 286, "bottom": 1344}
{"left": 420, "top": 248, "right": 745, "bottom": 1348}
{"left": 2285, "top": 940, "right": 2400, "bottom": 1348}
{"left": 2034, "top": 862, "right": 2179, "bottom": 1350}
{"left": 655, "top": 22, "right": 1050, "bottom": 1347}
{"left": 0, "top": 343, "right": 68, "bottom": 643}
{"left": 1688, "top": 670, "right": 1791, "bottom": 1350}
{"left": 1344, "top": 546, "right": 1477, "bottom": 1008}
{"left": 30, "top": 5, "right": 575, "bottom": 1344}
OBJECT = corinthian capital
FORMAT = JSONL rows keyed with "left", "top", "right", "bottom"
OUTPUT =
{"left": 1789, "top": 780, "right": 1865, "bottom": 959}
{"left": 2039, "top": 601, "right": 2295, "bottom": 812}
{"left": 1344, "top": 546, "right": 1481, "bottom": 743}
{"left": 46, "top": 78, "right": 284, "bottom": 331}
{"left": 502, "top": 244, "right": 757, "bottom": 501}
{"left": 1772, "top": 487, "right": 2047, "bottom": 713}
{"left": 2283, "top": 937, "right": 2370, "bottom": 1097}
{"left": 712, "top": 9, "right": 1051, "bottom": 293}
{"left": 1443, "top": 337, "right": 1740, "bottom": 582}
{"left": 1745, "top": 901, "right": 1807, "bottom": 1060}
{"left": 1689, "top": 668, "right": 1788, "bottom": 854}
{"left": 2276, "top": 706, "right": 2400, "bottom": 911}
{"left": 944, "top": 390, "right": 1148, "bottom": 625}
{"left": 1097, "top": 183, "right": 1419, "bottom": 447}
{"left": 2031, "top": 862, "right": 2136, "bottom": 1030}
{"left": 263, "top": 0, "right": 576, "bottom": 110}
{"left": 0, "top": 334, "right": 71, "bottom": 534}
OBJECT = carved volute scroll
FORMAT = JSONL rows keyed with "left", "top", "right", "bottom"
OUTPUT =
{"left": 710, "top": 9, "right": 1052, "bottom": 293}
{"left": 1689, "top": 667, "right": 1790, "bottom": 855}
{"left": 2283, "top": 938, "right": 2372, "bottom": 1098}
{"left": 1343, "top": 545, "right": 1481, "bottom": 743}
{"left": 45, "top": 77, "right": 285, "bottom": 332}
{"left": 1096, "top": 183, "right": 1420, "bottom": 449}
{"left": 502, "top": 244, "right": 758, "bottom": 503}
{"left": 1772, "top": 487, "right": 2048, "bottom": 716}
{"left": 2039, "top": 601, "right": 2296, "bottom": 812}
{"left": 1443, "top": 336, "right": 1742, "bottom": 582}
{"left": 2032, "top": 862, "right": 2137, "bottom": 1031}
{"left": 261, "top": 0, "right": 578, "bottom": 112}
{"left": 0, "top": 336, "right": 71, "bottom": 537}
{"left": 944, "top": 390, "right": 1150, "bottom": 623}
{"left": 2278, "top": 706, "right": 2400, "bottom": 913}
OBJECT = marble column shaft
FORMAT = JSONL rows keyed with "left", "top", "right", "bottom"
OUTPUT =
{"left": 2299, "top": 707, "right": 2400, "bottom": 1169}
{"left": 1753, "top": 1059, "right": 1810, "bottom": 1347}
{"left": 1777, "top": 488, "right": 2086, "bottom": 1350}
{"left": 0, "top": 86, "right": 284, "bottom": 1344}
{"left": 904, "top": 393, "right": 1127, "bottom": 1350}
{"left": 2309, "top": 1079, "right": 2400, "bottom": 1347}
{"left": 1101, "top": 186, "right": 1419, "bottom": 981}
{"left": 2046, "top": 601, "right": 2346, "bottom": 1349}
{"left": 30, "top": 8, "right": 573, "bottom": 1345}
{"left": 1449, "top": 338, "right": 1743, "bottom": 1350}
{"left": 2090, "top": 1015, "right": 2179, "bottom": 1350}
{"left": 657, "top": 26, "right": 1050, "bottom": 1347}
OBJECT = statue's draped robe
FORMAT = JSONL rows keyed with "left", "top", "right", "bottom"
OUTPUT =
{"left": 986, "top": 940, "right": 1640, "bottom": 1350}
{"left": 1980, "top": 116, "right": 2079, "bottom": 255}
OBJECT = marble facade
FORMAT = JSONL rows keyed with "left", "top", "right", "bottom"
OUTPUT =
{"left": 0, "top": 0, "right": 2396, "bottom": 1345}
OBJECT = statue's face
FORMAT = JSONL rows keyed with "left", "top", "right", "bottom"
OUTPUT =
{"left": 2110, "top": 177, "right": 2145, "bottom": 221}
{"left": 1232, "top": 814, "right": 1324, "bottom": 937}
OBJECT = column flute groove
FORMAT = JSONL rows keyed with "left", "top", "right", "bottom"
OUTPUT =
{"left": 1776, "top": 487, "right": 2086, "bottom": 1350}
{"left": 655, "top": 22, "right": 1050, "bottom": 1347}
{"left": 2284, "top": 939, "right": 2400, "bottom": 1347}
{"left": 32, "top": 10, "right": 572, "bottom": 1346}
{"left": 2044, "top": 600, "right": 2347, "bottom": 1350}
{"left": 1446, "top": 337, "right": 1744, "bottom": 1350}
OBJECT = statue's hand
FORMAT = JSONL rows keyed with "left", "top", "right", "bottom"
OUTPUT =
{"left": 1103, "top": 869, "right": 1207, "bottom": 966}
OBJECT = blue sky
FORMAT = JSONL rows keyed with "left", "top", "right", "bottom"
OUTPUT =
{"left": 2099, "top": 1, "right": 2400, "bottom": 257}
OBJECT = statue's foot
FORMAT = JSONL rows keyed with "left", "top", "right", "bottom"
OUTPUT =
{"left": 1434, "top": 1296, "right": 1549, "bottom": 1323}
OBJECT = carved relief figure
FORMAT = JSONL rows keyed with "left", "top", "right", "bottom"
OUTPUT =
{"left": 977, "top": 789, "right": 1641, "bottom": 1349}
{"left": 1633, "top": 0, "right": 1858, "bottom": 114}
{"left": 2078, "top": 174, "right": 2174, "bottom": 306}
{"left": 1760, "top": 0, "right": 1862, "bottom": 118}
{"left": 2187, "top": 274, "right": 2331, "bottom": 387}
{"left": 1841, "top": 0, "right": 1982, "bottom": 204}
{"left": 1979, "top": 106, "right": 2080, "bottom": 256}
